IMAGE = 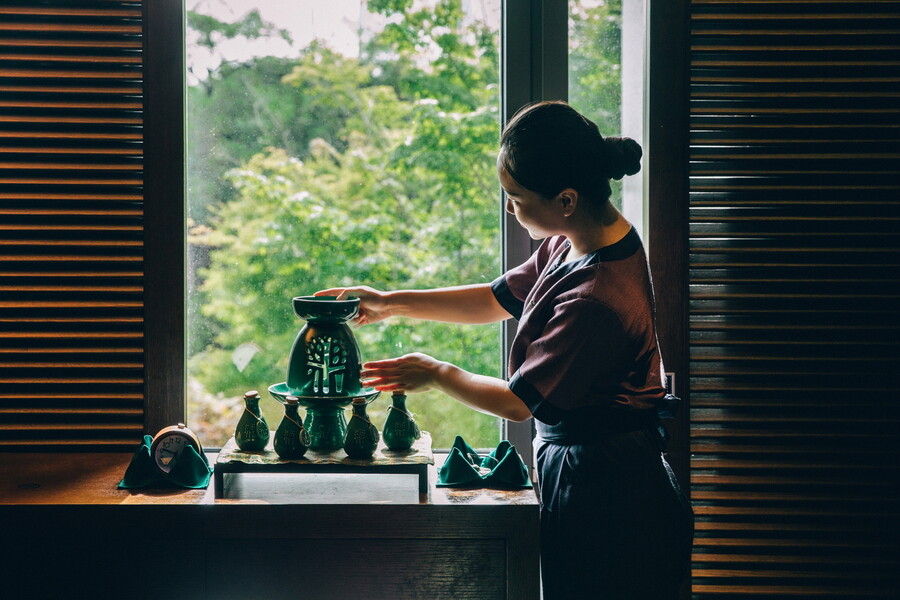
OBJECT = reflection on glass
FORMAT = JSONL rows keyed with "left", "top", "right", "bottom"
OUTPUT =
{"left": 569, "top": 0, "right": 644, "bottom": 225}
{"left": 569, "top": 0, "right": 622, "bottom": 137}
{"left": 186, "top": 0, "right": 502, "bottom": 448}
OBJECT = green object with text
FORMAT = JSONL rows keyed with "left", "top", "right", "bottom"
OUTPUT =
{"left": 382, "top": 392, "right": 420, "bottom": 451}
{"left": 235, "top": 390, "right": 269, "bottom": 452}
{"left": 343, "top": 398, "right": 380, "bottom": 459}
{"left": 274, "top": 396, "right": 310, "bottom": 459}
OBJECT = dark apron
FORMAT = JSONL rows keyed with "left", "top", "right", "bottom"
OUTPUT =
{"left": 534, "top": 409, "right": 694, "bottom": 600}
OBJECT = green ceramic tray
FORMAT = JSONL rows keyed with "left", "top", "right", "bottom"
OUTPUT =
{"left": 268, "top": 382, "right": 380, "bottom": 407}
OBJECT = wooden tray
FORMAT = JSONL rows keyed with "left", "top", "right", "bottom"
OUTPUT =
{"left": 213, "top": 431, "right": 434, "bottom": 498}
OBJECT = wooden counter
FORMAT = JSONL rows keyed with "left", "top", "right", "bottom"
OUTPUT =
{"left": 0, "top": 451, "right": 540, "bottom": 600}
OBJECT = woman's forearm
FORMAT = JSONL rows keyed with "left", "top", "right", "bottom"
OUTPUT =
{"left": 433, "top": 361, "right": 532, "bottom": 422}
{"left": 384, "top": 283, "right": 511, "bottom": 324}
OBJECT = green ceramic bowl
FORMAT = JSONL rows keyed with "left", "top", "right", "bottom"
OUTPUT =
{"left": 292, "top": 295, "right": 359, "bottom": 322}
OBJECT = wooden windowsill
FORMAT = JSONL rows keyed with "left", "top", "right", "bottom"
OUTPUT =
{"left": 0, "top": 451, "right": 539, "bottom": 507}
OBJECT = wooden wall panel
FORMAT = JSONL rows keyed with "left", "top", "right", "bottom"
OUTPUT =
{"left": 0, "top": 1, "right": 145, "bottom": 450}
{"left": 688, "top": 1, "right": 900, "bottom": 597}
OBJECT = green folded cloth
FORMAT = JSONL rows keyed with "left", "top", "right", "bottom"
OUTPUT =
{"left": 118, "top": 435, "right": 213, "bottom": 490}
{"left": 437, "top": 436, "right": 532, "bottom": 489}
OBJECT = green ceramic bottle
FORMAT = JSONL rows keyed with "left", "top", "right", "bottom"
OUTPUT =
{"left": 382, "top": 392, "right": 420, "bottom": 451}
{"left": 343, "top": 398, "right": 380, "bottom": 459}
{"left": 235, "top": 390, "right": 269, "bottom": 452}
{"left": 274, "top": 396, "right": 311, "bottom": 459}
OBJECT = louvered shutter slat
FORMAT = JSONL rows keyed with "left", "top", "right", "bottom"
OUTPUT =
{"left": 689, "top": 1, "right": 900, "bottom": 597}
{"left": 0, "top": 1, "right": 144, "bottom": 450}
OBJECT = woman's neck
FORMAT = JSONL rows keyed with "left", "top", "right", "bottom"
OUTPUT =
{"left": 563, "top": 202, "right": 632, "bottom": 262}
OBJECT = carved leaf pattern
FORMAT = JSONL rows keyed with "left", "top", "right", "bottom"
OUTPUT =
{"left": 306, "top": 336, "right": 347, "bottom": 366}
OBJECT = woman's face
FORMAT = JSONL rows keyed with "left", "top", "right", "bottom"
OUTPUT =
{"left": 498, "top": 167, "right": 562, "bottom": 240}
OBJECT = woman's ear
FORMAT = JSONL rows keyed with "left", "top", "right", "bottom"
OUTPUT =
{"left": 556, "top": 188, "right": 579, "bottom": 217}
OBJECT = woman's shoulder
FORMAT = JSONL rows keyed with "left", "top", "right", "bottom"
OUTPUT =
{"left": 552, "top": 249, "right": 652, "bottom": 316}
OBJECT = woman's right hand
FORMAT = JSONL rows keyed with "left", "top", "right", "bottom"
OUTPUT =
{"left": 314, "top": 286, "right": 392, "bottom": 326}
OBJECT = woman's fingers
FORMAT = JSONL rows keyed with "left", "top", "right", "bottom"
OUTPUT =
{"left": 362, "top": 376, "right": 403, "bottom": 390}
{"left": 313, "top": 288, "right": 344, "bottom": 297}
{"left": 363, "top": 358, "right": 403, "bottom": 369}
{"left": 314, "top": 288, "right": 368, "bottom": 324}
{"left": 313, "top": 286, "right": 389, "bottom": 325}
{"left": 360, "top": 365, "right": 401, "bottom": 387}
{"left": 315, "top": 287, "right": 356, "bottom": 300}
{"left": 360, "top": 353, "right": 440, "bottom": 392}
{"left": 362, "top": 372, "right": 405, "bottom": 391}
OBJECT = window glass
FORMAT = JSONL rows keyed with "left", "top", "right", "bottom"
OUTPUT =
{"left": 569, "top": 0, "right": 645, "bottom": 231}
{"left": 186, "top": 0, "right": 502, "bottom": 449}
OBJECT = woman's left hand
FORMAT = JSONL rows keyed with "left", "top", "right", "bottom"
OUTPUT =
{"left": 361, "top": 353, "right": 446, "bottom": 393}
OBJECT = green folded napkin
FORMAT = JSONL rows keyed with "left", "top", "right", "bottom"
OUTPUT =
{"left": 437, "top": 436, "right": 532, "bottom": 489}
{"left": 118, "top": 435, "right": 213, "bottom": 490}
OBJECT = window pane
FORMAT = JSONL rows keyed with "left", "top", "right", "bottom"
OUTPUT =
{"left": 186, "top": 0, "right": 502, "bottom": 449}
{"left": 568, "top": 0, "right": 645, "bottom": 229}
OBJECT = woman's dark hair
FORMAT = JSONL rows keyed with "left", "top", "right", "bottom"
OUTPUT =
{"left": 498, "top": 100, "right": 642, "bottom": 204}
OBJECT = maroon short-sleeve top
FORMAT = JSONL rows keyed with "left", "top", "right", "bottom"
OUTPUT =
{"left": 491, "top": 227, "right": 666, "bottom": 425}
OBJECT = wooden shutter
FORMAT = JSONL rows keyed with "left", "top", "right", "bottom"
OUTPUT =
{"left": 689, "top": 0, "right": 900, "bottom": 597}
{"left": 0, "top": 1, "right": 146, "bottom": 450}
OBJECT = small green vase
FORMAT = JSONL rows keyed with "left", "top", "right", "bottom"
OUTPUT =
{"left": 235, "top": 390, "right": 270, "bottom": 452}
{"left": 382, "top": 392, "right": 420, "bottom": 451}
{"left": 274, "top": 396, "right": 311, "bottom": 459}
{"left": 343, "top": 399, "right": 379, "bottom": 459}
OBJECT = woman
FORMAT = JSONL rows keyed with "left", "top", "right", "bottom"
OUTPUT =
{"left": 318, "top": 100, "right": 693, "bottom": 599}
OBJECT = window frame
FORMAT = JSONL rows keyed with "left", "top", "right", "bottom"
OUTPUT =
{"left": 645, "top": 0, "right": 690, "bottom": 484}
{"left": 145, "top": 0, "right": 690, "bottom": 479}
{"left": 501, "top": 0, "right": 569, "bottom": 466}
{"left": 144, "top": 0, "right": 188, "bottom": 435}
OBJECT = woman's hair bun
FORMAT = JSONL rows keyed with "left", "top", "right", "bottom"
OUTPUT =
{"left": 601, "top": 136, "right": 642, "bottom": 180}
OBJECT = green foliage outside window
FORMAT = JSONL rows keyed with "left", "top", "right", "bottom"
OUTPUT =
{"left": 187, "top": 0, "right": 621, "bottom": 448}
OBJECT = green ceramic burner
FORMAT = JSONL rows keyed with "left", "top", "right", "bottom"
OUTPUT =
{"left": 288, "top": 296, "right": 362, "bottom": 397}
{"left": 269, "top": 296, "right": 380, "bottom": 451}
